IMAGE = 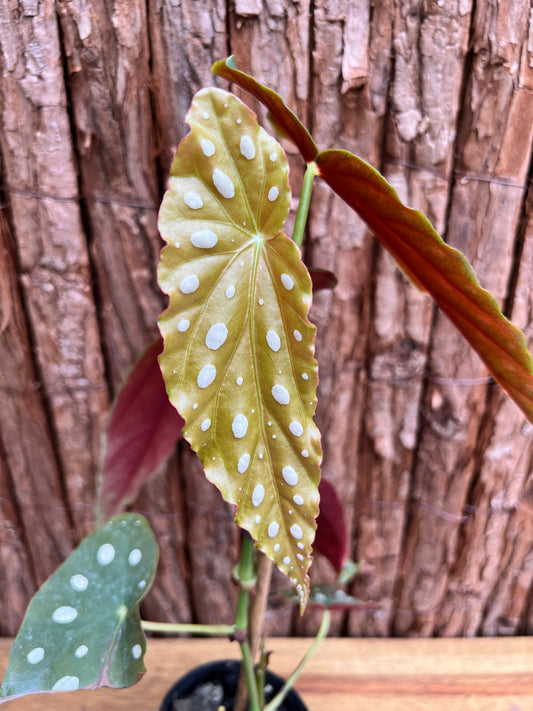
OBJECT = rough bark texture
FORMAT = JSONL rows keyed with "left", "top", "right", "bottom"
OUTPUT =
{"left": 1, "top": 0, "right": 532, "bottom": 639}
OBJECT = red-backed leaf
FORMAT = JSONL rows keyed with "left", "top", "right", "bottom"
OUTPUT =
{"left": 309, "top": 267, "right": 338, "bottom": 292}
{"left": 97, "top": 339, "right": 184, "bottom": 522}
{"left": 314, "top": 479, "right": 348, "bottom": 573}
{"left": 157, "top": 88, "right": 321, "bottom": 609}
{"left": 316, "top": 149, "right": 533, "bottom": 423}
{"left": 212, "top": 57, "right": 318, "bottom": 163}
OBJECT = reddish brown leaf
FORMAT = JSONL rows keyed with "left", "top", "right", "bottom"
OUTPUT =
{"left": 314, "top": 479, "right": 348, "bottom": 573}
{"left": 212, "top": 60, "right": 533, "bottom": 423}
{"left": 97, "top": 339, "right": 184, "bottom": 522}
{"left": 316, "top": 149, "right": 533, "bottom": 424}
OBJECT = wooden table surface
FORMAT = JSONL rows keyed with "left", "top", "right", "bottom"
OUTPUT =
{"left": 1, "top": 636, "right": 532, "bottom": 710}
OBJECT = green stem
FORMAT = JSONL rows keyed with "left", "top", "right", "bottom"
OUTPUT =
{"left": 264, "top": 610, "right": 331, "bottom": 711}
{"left": 291, "top": 161, "right": 318, "bottom": 249}
{"left": 235, "top": 534, "right": 256, "bottom": 630}
{"left": 234, "top": 534, "right": 261, "bottom": 711}
{"left": 141, "top": 620, "right": 235, "bottom": 636}
{"left": 240, "top": 639, "right": 260, "bottom": 711}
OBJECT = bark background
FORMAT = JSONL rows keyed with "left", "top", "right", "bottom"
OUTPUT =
{"left": 1, "top": 0, "right": 533, "bottom": 638}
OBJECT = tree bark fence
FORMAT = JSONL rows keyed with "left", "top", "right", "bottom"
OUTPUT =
{"left": 1, "top": 1, "right": 533, "bottom": 639}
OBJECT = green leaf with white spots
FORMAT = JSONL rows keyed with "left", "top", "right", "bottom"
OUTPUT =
{"left": 157, "top": 88, "right": 321, "bottom": 609}
{"left": 0, "top": 514, "right": 158, "bottom": 701}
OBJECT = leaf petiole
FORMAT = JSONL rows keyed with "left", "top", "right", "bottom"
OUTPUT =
{"left": 264, "top": 609, "right": 331, "bottom": 711}
{"left": 140, "top": 621, "right": 235, "bottom": 636}
{"left": 291, "top": 161, "right": 318, "bottom": 249}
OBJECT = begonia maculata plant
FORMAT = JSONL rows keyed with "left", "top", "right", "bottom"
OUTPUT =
{"left": 2, "top": 58, "right": 533, "bottom": 710}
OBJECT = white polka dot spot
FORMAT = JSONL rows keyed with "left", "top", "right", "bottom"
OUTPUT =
{"left": 226, "top": 285, "right": 235, "bottom": 299}
{"left": 70, "top": 574, "right": 88, "bottom": 591}
{"left": 205, "top": 323, "right": 228, "bottom": 350}
{"left": 297, "top": 542, "right": 304, "bottom": 550}
{"left": 53, "top": 676, "right": 80, "bottom": 691}
{"left": 268, "top": 186, "right": 279, "bottom": 201}
{"left": 184, "top": 192, "right": 203, "bottom": 210}
{"left": 191, "top": 230, "right": 218, "bottom": 248}
{"left": 252, "top": 485, "right": 265, "bottom": 507}
{"left": 281, "top": 273, "right": 294, "bottom": 290}
{"left": 268, "top": 521, "right": 280, "bottom": 538}
{"left": 132, "top": 644, "right": 142, "bottom": 659}
{"left": 301, "top": 449, "right": 309, "bottom": 458}
{"left": 201, "top": 138, "right": 215, "bottom": 157}
{"left": 302, "top": 373, "right": 309, "bottom": 380}
{"left": 272, "top": 384, "right": 290, "bottom": 405}
{"left": 240, "top": 135, "right": 256, "bottom": 160}
{"left": 269, "top": 152, "right": 277, "bottom": 162}
{"left": 293, "top": 329, "right": 303, "bottom": 342}
{"left": 27, "top": 647, "right": 44, "bottom": 665}
{"left": 180, "top": 275, "right": 199, "bottom": 294}
{"left": 197, "top": 364, "right": 217, "bottom": 388}
{"left": 129, "top": 549, "right": 142, "bottom": 566}
{"left": 289, "top": 421, "right": 303, "bottom": 437}
{"left": 232, "top": 414, "right": 248, "bottom": 439}
{"left": 52, "top": 606, "right": 78, "bottom": 624}
{"left": 290, "top": 524, "right": 303, "bottom": 540}
{"left": 202, "top": 112, "right": 209, "bottom": 120}
{"left": 283, "top": 556, "right": 291, "bottom": 565}
{"left": 266, "top": 330, "right": 281, "bottom": 352}
{"left": 178, "top": 319, "right": 190, "bottom": 332}
{"left": 238, "top": 453, "right": 250, "bottom": 473}
{"left": 293, "top": 494, "right": 304, "bottom": 505}
{"left": 255, "top": 515, "right": 261, "bottom": 524}
{"left": 274, "top": 543, "right": 280, "bottom": 552}
{"left": 138, "top": 580, "right": 147, "bottom": 590}
{"left": 97, "top": 543, "right": 115, "bottom": 565}
{"left": 201, "top": 418, "right": 211, "bottom": 432}
{"left": 75, "top": 645, "right": 88, "bottom": 658}
{"left": 236, "top": 376, "right": 243, "bottom": 385}
{"left": 282, "top": 466, "right": 298, "bottom": 486}
{"left": 213, "top": 168, "right": 235, "bottom": 198}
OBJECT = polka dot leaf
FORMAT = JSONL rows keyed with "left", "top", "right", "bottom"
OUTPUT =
{"left": 0, "top": 514, "right": 158, "bottom": 700}
{"left": 157, "top": 88, "right": 321, "bottom": 609}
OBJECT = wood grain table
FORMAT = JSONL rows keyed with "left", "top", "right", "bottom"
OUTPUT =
{"left": 1, "top": 636, "right": 532, "bottom": 710}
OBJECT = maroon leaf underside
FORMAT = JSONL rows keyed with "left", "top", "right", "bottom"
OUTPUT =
{"left": 314, "top": 479, "right": 348, "bottom": 573}
{"left": 97, "top": 339, "right": 184, "bottom": 522}
{"left": 316, "top": 150, "right": 533, "bottom": 423}
{"left": 308, "top": 267, "right": 338, "bottom": 292}
{"left": 211, "top": 59, "right": 533, "bottom": 424}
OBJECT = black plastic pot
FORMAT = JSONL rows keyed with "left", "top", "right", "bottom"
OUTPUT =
{"left": 160, "top": 659, "right": 308, "bottom": 711}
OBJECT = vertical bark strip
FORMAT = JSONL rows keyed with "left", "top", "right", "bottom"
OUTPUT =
{"left": 0, "top": 0, "right": 532, "bottom": 638}
{"left": 0, "top": 1, "right": 108, "bottom": 541}
{"left": 0, "top": 209, "right": 73, "bottom": 606}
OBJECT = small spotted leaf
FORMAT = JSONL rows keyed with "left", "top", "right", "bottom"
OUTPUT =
{"left": 158, "top": 88, "right": 321, "bottom": 609}
{"left": 279, "top": 584, "right": 377, "bottom": 611}
{"left": 0, "top": 514, "right": 158, "bottom": 701}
